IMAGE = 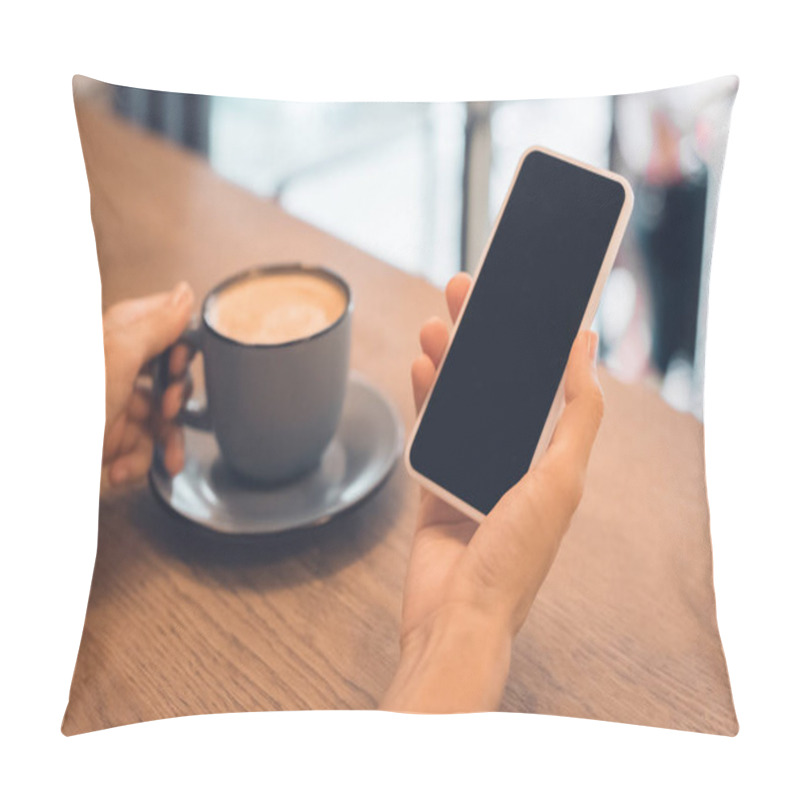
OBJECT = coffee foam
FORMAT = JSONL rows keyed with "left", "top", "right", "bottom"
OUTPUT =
{"left": 208, "top": 272, "right": 347, "bottom": 345}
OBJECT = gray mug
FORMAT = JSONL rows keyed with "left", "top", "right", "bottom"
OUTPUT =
{"left": 158, "top": 264, "right": 352, "bottom": 484}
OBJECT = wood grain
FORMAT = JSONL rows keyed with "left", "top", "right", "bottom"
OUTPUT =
{"left": 63, "top": 96, "right": 737, "bottom": 736}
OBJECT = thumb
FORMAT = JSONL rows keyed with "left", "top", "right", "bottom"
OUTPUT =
{"left": 459, "top": 330, "right": 604, "bottom": 632}
{"left": 128, "top": 281, "right": 194, "bottom": 366}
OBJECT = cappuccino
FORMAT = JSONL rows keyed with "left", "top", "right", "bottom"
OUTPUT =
{"left": 208, "top": 271, "right": 347, "bottom": 345}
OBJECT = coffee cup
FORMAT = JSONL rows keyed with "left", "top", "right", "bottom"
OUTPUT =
{"left": 156, "top": 263, "right": 352, "bottom": 484}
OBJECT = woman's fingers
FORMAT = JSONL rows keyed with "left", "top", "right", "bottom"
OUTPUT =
{"left": 108, "top": 418, "right": 185, "bottom": 485}
{"left": 419, "top": 317, "right": 450, "bottom": 367}
{"left": 118, "top": 418, "right": 148, "bottom": 456}
{"left": 108, "top": 435, "right": 154, "bottom": 486}
{"left": 419, "top": 272, "right": 473, "bottom": 367}
{"left": 161, "top": 377, "right": 193, "bottom": 420}
{"left": 412, "top": 354, "right": 436, "bottom": 415}
{"left": 446, "top": 272, "right": 472, "bottom": 323}
{"left": 412, "top": 272, "right": 473, "bottom": 417}
{"left": 161, "top": 425, "right": 186, "bottom": 476}
{"left": 126, "top": 387, "right": 152, "bottom": 423}
{"left": 103, "top": 290, "right": 175, "bottom": 328}
{"left": 128, "top": 283, "right": 194, "bottom": 367}
{"left": 414, "top": 315, "right": 449, "bottom": 414}
{"left": 169, "top": 343, "right": 190, "bottom": 377}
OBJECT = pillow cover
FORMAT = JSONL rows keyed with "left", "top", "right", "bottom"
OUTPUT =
{"left": 63, "top": 75, "right": 738, "bottom": 735}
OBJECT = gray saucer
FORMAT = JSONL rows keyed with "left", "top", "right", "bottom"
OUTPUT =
{"left": 150, "top": 373, "right": 404, "bottom": 535}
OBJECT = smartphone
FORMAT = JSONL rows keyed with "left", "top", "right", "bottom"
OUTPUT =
{"left": 405, "top": 146, "right": 633, "bottom": 522}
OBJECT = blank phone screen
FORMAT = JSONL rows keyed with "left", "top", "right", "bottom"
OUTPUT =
{"left": 409, "top": 149, "right": 626, "bottom": 516}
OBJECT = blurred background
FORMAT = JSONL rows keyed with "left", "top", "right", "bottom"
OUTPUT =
{"left": 76, "top": 76, "right": 738, "bottom": 419}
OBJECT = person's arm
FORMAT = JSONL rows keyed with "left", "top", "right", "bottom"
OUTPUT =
{"left": 381, "top": 273, "right": 604, "bottom": 713}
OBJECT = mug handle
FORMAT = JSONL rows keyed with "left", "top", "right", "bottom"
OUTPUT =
{"left": 152, "top": 317, "right": 213, "bottom": 432}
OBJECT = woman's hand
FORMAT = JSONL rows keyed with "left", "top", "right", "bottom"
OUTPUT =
{"left": 381, "top": 273, "right": 604, "bottom": 712}
{"left": 101, "top": 282, "right": 194, "bottom": 486}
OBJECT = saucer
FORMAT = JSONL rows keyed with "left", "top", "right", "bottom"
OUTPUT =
{"left": 149, "top": 373, "right": 404, "bottom": 535}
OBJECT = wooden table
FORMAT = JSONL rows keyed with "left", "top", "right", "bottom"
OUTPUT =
{"left": 63, "top": 96, "right": 738, "bottom": 736}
